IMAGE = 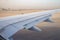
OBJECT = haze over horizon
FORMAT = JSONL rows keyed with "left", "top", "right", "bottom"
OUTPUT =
{"left": 0, "top": 0, "right": 60, "bottom": 10}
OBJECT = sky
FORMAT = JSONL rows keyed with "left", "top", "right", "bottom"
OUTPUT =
{"left": 0, "top": 0, "right": 60, "bottom": 10}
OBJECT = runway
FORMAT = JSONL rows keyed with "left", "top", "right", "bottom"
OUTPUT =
{"left": 0, "top": 10, "right": 60, "bottom": 40}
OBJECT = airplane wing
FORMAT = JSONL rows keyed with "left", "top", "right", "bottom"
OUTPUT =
{"left": 0, "top": 9, "right": 60, "bottom": 40}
